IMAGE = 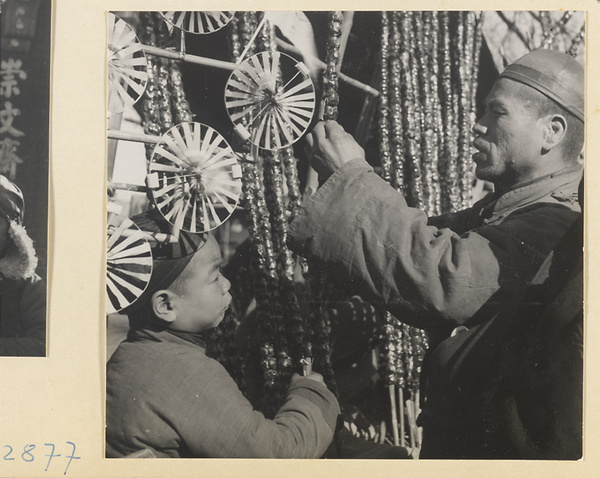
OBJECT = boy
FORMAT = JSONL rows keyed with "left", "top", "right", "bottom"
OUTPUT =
{"left": 106, "top": 210, "right": 340, "bottom": 458}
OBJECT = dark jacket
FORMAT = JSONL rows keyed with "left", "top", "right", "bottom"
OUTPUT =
{"left": 419, "top": 216, "right": 582, "bottom": 459}
{"left": 106, "top": 328, "right": 340, "bottom": 458}
{"left": 288, "top": 159, "right": 582, "bottom": 458}
{"left": 0, "top": 274, "right": 46, "bottom": 356}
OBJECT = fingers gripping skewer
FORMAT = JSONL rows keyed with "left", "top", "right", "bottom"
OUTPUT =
{"left": 301, "top": 357, "right": 313, "bottom": 377}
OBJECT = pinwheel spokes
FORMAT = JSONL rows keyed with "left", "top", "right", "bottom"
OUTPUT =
{"left": 106, "top": 214, "right": 153, "bottom": 314}
{"left": 161, "top": 11, "right": 235, "bottom": 34}
{"left": 148, "top": 122, "right": 243, "bottom": 233}
{"left": 226, "top": 51, "right": 316, "bottom": 150}
{"left": 108, "top": 13, "right": 148, "bottom": 115}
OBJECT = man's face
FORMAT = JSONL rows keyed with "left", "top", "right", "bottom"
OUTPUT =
{"left": 0, "top": 217, "right": 10, "bottom": 258}
{"left": 169, "top": 235, "right": 232, "bottom": 334}
{"left": 472, "top": 79, "right": 546, "bottom": 190}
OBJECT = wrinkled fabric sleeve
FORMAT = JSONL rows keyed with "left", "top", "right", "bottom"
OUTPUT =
{"left": 288, "top": 159, "right": 575, "bottom": 330}
{"left": 169, "top": 358, "right": 339, "bottom": 458}
{"left": 0, "top": 277, "right": 46, "bottom": 356}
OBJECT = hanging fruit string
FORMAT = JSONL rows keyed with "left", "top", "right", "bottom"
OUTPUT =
{"left": 376, "top": 11, "right": 483, "bottom": 447}
{"left": 439, "top": 12, "right": 461, "bottom": 213}
{"left": 378, "top": 12, "right": 392, "bottom": 183}
{"left": 401, "top": 12, "right": 424, "bottom": 209}
{"left": 389, "top": 12, "right": 405, "bottom": 191}
{"left": 417, "top": 12, "right": 440, "bottom": 217}
{"left": 255, "top": 16, "right": 297, "bottom": 403}
{"left": 278, "top": 145, "right": 310, "bottom": 365}
{"left": 154, "top": 16, "right": 175, "bottom": 132}
{"left": 168, "top": 57, "right": 193, "bottom": 124}
{"left": 456, "top": 12, "right": 473, "bottom": 210}
{"left": 469, "top": 12, "right": 483, "bottom": 185}
{"left": 229, "top": 14, "right": 242, "bottom": 60}
{"left": 542, "top": 11, "right": 573, "bottom": 49}
{"left": 299, "top": 11, "right": 349, "bottom": 396}
{"left": 322, "top": 11, "right": 344, "bottom": 120}
{"left": 281, "top": 147, "right": 302, "bottom": 222}
{"left": 138, "top": 12, "right": 162, "bottom": 159}
{"left": 567, "top": 23, "right": 585, "bottom": 57}
{"left": 380, "top": 11, "right": 405, "bottom": 446}
{"left": 229, "top": 11, "right": 278, "bottom": 411}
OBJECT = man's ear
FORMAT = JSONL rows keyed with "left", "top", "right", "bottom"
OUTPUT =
{"left": 151, "top": 289, "right": 178, "bottom": 323}
{"left": 541, "top": 114, "right": 567, "bottom": 153}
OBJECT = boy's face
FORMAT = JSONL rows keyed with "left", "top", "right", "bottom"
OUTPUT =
{"left": 169, "top": 235, "right": 232, "bottom": 334}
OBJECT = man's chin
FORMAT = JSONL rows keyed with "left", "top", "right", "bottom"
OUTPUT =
{"left": 474, "top": 164, "right": 495, "bottom": 182}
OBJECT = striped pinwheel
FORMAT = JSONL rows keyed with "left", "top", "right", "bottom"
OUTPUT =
{"left": 225, "top": 51, "right": 316, "bottom": 151}
{"left": 106, "top": 214, "right": 153, "bottom": 314}
{"left": 161, "top": 11, "right": 235, "bottom": 34}
{"left": 108, "top": 13, "right": 148, "bottom": 116}
{"left": 147, "top": 122, "right": 243, "bottom": 233}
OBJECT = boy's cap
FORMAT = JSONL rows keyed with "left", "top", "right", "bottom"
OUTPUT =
{"left": 124, "top": 209, "right": 207, "bottom": 312}
{"left": 0, "top": 175, "right": 25, "bottom": 225}
{"left": 498, "top": 49, "right": 584, "bottom": 122}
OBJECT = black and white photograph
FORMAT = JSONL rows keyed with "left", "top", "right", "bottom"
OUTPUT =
{"left": 0, "top": 0, "right": 50, "bottom": 357}
{"left": 105, "top": 10, "right": 584, "bottom": 461}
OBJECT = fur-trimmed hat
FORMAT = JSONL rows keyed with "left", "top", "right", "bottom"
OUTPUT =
{"left": 0, "top": 175, "right": 25, "bottom": 225}
{"left": 0, "top": 175, "right": 37, "bottom": 280}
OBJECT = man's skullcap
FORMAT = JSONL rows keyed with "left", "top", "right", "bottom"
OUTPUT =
{"left": 498, "top": 49, "right": 584, "bottom": 122}
{"left": 0, "top": 175, "right": 24, "bottom": 225}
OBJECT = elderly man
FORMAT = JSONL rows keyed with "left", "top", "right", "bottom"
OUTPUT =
{"left": 0, "top": 175, "right": 46, "bottom": 356}
{"left": 288, "top": 49, "right": 583, "bottom": 458}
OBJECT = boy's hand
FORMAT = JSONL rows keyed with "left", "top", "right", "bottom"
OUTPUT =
{"left": 305, "top": 120, "right": 365, "bottom": 181}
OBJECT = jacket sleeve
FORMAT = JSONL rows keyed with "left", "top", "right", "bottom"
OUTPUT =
{"left": 172, "top": 357, "right": 340, "bottom": 458}
{"left": 0, "top": 277, "right": 46, "bottom": 356}
{"left": 288, "top": 159, "right": 577, "bottom": 330}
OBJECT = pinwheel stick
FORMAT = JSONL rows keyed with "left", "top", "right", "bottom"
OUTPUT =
{"left": 114, "top": 226, "right": 180, "bottom": 245}
{"left": 142, "top": 44, "right": 238, "bottom": 71}
{"left": 276, "top": 38, "right": 379, "bottom": 97}
{"left": 108, "top": 129, "right": 161, "bottom": 144}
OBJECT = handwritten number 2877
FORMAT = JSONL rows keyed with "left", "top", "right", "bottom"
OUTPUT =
{"left": 2, "top": 442, "right": 80, "bottom": 475}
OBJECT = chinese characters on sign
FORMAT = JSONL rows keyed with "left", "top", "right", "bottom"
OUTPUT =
{"left": 0, "top": 57, "right": 27, "bottom": 179}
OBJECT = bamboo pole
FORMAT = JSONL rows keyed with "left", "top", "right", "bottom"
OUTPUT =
{"left": 406, "top": 398, "right": 416, "bottom": 449}
{"left": 399, "top": 387, "right": 406, "bottom": 447}
{"left": 389, "top": 384, "right": 400, "bottom": 446}
{"left": 379, "top": 420, "right": 387, "bottom": 444}
{"left": 415, "top": 389, "right": 422, "bottom": 449}
{"left": 107, "top": 112, "right": 124, "bottom": 182}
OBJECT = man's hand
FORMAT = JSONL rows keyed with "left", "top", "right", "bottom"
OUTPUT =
{"left": 305, "top": 120, "right": 365, "bottom": 181}
{"left": 292, "top": 372, "right": 325, "bottom": 385}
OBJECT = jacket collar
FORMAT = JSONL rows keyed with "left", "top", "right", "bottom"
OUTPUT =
{"left": 476, "top": 165, "right": 582, "bottom": 225}
{"left": 127, "top": 326, "right": 207, "bottom": 349}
